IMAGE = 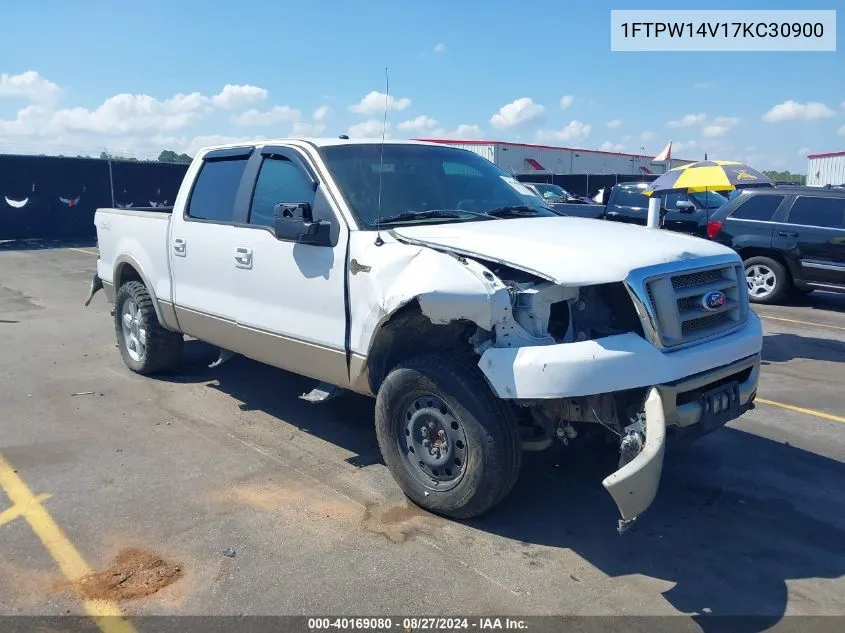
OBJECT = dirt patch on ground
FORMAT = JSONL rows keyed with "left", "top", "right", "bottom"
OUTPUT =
{"left": 75, "top": 548, "right": 183, "bottom": 601}
{"left": 218, "top": 480, "right": 440, "bottom": 544}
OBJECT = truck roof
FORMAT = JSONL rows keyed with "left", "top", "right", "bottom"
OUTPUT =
{"left": 197, "top": 137, "right": 443, "bottom": 154}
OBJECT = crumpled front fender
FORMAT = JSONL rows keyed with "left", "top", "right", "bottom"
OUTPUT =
{"left": 601, "top": 387, "right": 667, "bottom": 533}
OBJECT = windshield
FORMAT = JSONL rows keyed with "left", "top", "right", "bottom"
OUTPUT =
{"left": 319, "top": 143, "right": 557, "bottom": 228}
{"left": 688, "top": 190, "right": 729, "bottom": 209}
{"left": 533, "top": 183, "right": 570, "bottom": 201}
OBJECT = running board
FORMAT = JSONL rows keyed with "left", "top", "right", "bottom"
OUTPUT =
{"left": 300, "top": 382, "right": 342, "bottom": 403}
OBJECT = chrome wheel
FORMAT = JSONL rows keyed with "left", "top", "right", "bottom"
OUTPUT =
{"left": 120, "top": 298, "right": 147, "bottom": 362}
{"left": 746, "top": 264, "right": 777, "bottom": 299}
{"left": 398, "top": 393, "right": 468, "bottom": 492}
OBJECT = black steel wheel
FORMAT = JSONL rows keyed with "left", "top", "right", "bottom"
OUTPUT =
{"left": 374, "top": 354, "right": 522, "bottom": 519}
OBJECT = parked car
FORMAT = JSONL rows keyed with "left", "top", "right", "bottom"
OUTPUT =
{"left": 522, "top": 182, "right": 606, "bottom": 219}
{"left": 705, "top": 186, "right": 845, "bottom": 304}
{"left": 87, "top": 138, "right": 762, "bottom": 532}
{"left": 602, "top": 182, "right": 729, "bottom": 236}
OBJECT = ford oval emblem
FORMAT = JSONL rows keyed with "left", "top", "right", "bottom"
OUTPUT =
{"left": 701, "top": 290, "right": 727, "bottom": 311}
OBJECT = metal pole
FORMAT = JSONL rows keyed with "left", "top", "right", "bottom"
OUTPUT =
{"left": 647, "top": 196, "right": 661, "bottom": 229}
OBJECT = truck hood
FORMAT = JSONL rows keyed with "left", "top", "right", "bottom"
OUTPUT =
{"left": 391, "top": 216, "right": 737, "bottom": 286}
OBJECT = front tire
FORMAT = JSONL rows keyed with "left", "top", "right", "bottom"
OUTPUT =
{"left": 114, "top": 281, "right": 183, "bottom": 375}
{"left": 744, "top": 256, "right": 790, "bottom": 305}
{"left": 374, "top": 354, "right": 522, "bottom": 519}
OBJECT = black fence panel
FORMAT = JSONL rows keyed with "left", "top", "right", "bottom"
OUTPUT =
{"left": 516, "top": 173, "right": 659, "bottom": 198}
{"left": 0, "top": 154, "right": 189, "bottom": 241}
{"left": 110, "top": 160, "right": 188, "bottom": 210}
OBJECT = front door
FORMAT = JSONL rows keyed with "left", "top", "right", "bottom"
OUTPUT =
{"left": 228, "top": 146, "right": 351, "bottom": 387}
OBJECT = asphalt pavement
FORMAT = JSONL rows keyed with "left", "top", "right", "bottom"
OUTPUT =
{"left": 1, "top": 243, "right": 844, "bottom": 629}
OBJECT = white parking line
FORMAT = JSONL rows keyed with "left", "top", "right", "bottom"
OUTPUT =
{"left": 68, "top": 248, "right": 98, "bottom": 256}
{"left": 757, "top": 314, "right": 845, "bottom": 332}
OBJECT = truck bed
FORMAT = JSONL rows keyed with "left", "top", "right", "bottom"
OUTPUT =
{"left": 94, "top": 207, "right": 174, "bottom": 305}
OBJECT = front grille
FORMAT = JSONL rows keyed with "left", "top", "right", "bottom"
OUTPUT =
{"left": 641, "top": 263, "right": 747, "bottom": 348}
{"left": 671, "top": 269, "right": 725, "bottom": 290}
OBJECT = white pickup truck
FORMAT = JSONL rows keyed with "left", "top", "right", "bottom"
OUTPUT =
{"left": 87, "top": 138, "right": 763, "bottom": 532}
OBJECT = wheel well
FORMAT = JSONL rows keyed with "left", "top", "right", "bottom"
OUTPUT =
{"left": 736, "top": 248, "right": 794, "bottom": 281}
{"left": 365, "top": 300, "right": 480, "bottom": 394}
{"left": 115, "top": 262, "right": 143, "bottom": 289}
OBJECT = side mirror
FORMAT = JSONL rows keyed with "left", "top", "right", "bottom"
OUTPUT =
{"left": 675, "top": 199, "right": 696, "bottom": 213}
{"left": 273, "top": 202, "right": 331, "bottom": 246}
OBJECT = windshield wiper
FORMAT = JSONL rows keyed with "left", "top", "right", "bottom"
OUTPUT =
{"left": 484, "top": 205, "right": 543, "bottom": 217}
{"left": 377, "top": 209, "right": 498, "bottom": 226}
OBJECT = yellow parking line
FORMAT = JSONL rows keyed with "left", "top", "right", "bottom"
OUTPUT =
{"left": 0, "top": 493, "right": 51, "bottom": 527}
{"left": 757, "top": 314, "right": 845, "bottom": 332}
{"left": 0, "top": 455, "right": 136, "bottom": 633}
{"left": 756, "top": 398, "right": 845, "bottom": 425}
{"left": 68, "top": 248, "right": 98, "bottom": 256}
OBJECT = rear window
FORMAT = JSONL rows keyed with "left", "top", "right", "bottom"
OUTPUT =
{"left": 730, "top": 194, "right": 784, "bottom": 221}
{"left": 187, "top": 157, "right": 249, "bottom": 222}
{"left": 612, "top": 187, "right": 648, "bottom": 208}
{"left": 787, "top": 196, "right": 845, "bottom": 229}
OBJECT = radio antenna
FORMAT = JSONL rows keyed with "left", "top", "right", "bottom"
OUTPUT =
{"left": 374, "top": 67, "right": 389, "bottom": 246}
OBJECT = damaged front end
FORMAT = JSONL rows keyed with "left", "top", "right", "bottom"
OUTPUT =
{"left": 464, "top": 264, "right": 667, "bottom": 532}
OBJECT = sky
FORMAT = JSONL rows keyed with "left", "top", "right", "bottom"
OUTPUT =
{"left": 0, "top": 0, "right": 843, "bottom": 172}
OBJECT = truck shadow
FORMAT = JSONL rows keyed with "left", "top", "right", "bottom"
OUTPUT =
{"left": 163, "top": 340, "right": 845, "bottom": 630}
{"left": 762, "top": 332, "right": 845, "bottom": 364}
{"left": 478, "top": 429, "right": 845, "bottom": 631}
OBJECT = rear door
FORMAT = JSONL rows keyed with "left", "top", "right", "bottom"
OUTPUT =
{"left": 169, "top": 147, "right": 253, "bottom": 347}
{"left": 774, "top": 194, "right": 845, "bottom": 289}
{"left": 227, "top": 145, "right": 351, "bottom": 387}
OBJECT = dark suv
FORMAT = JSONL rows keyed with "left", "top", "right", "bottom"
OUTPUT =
{"left": 706, "top": 186, "right": 845, "bottom": 304}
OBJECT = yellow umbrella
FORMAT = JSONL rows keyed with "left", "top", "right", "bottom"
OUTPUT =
{"left": 643, "top": 160, "right": 774, "bottom": 196}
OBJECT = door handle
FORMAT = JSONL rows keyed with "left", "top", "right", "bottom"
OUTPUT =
{"left": 234, "top": 246, "right": 253, "bottom": 269}
{"left": 173, "top": 238, "right": 186, "bottom": 256}
{"left": 778, "top": 231, "right": 799, "bottom": 238}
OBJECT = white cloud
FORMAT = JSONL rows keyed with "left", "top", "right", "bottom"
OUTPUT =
{"left": 621, "top": 134, "right": 632, "bottom": 141}
{"left": 560, "top": 95, "right": 574, "bottom": 109}
{"left": 155, "top": 134, "right": 265, "bottom": 157}
{"left": 745, "top": 145, "right": 757, "bottom": 152}
{"left": 606, "top": 119, "right": 622, "bottom": 128}
{"left": 450, "top": 123, "right": 483, "bottom": 138}
{"left": 762, "top": 100, "right": 836, "bottom": 122}
{"left": 535, "top": 120, "right": 591, "bottom": 143}
{"left": 211, "top": 84, "right": 267, "bottom": 109}
{"left": 702, "top": 116, "right": 740, "bottom": 138}
{"left": 347, "top": 119, "right": 391, "bottom": 138}
{"left": 640, "top": 131, "right": 655, "bottom": 141}
{"left": 797, "top": 147, "right": 811, "bottom": 157}
{"left": 668, "top": 113, "right": 706, "bottom": 128}
{"left": 433, "top": 43, "right": 447, "bottom": 53}
{"left": 349, "top": 91, "right": 411, "bottom": 115}
{"left": 313, "top": 105, "right": 330, "bottom": 121}
{"left": 489, "top": 97, "right": 545, "bottom": 130}
{"left": 0, "top": 71, "right": 61, "bottom": 104}
{"left": 397, "top": 115, "right": 440, "bottom": 133}
{"left": 839, "top": 124, "right": 845, "bottom": 136}
{"left": 599, "top": 142, "right": 625, "bottom": 152}
{"left": 292, "top": 121, "right": 327, "bottom": 136}
{"left": 672, "top": 140, "right": 698, "bottom": 153}
{"left": 231, "top": 105, "right": 301, "bottom": 126}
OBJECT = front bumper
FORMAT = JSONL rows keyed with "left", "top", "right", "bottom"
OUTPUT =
{"left": 477, "top": 311, "right": 762, "bottom": 400}
{"left": 477, "top": 314, "right": 762, "bottom": 531}
{"left": 602, "top": 353, "right": 759, "bottom": 531}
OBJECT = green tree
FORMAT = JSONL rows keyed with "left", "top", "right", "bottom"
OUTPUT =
{"left": 762, "top": 170, "right": 806, "bottom": 185}
{"left": 158, "top": 149, "right": 193, "bottom": 164}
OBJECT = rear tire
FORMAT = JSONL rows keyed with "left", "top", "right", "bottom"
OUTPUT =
{"left": 374, "top": 354, "right": 522, "bottom": 519}
{"left": 744, "top": 256, "right": 790, "bottom": 305}
{"left": 114, "top": 281, "right": 183, "bottom": 375}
